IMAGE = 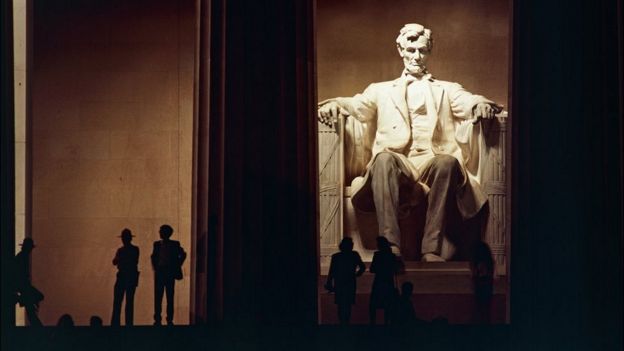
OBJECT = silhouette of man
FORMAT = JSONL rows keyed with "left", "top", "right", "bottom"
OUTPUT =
{"left": 13, "top": 238, "right": 44, "bottom": 326}
{"left": 111, "top": 228, "right": 139, "bottom": 326}
{"left": 151, "top": 224, "right": 186, "bottom": 326}
{"left": 325, "top": 237, "right": 366, "bottom": 324}
{"left": 369, "top": 236, "right": 399, "bottom": 325}
{"left": 318, "top": 23, "right": 503, "bottom": 261}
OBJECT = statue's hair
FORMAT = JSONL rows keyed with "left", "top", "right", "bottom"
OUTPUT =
{"left": 396, "top": 23, "right": 433, "bottom": 52}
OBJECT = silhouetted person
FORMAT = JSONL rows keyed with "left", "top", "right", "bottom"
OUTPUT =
{"left": 369, "top": 236, "right": 399, "bottom": 325}
{"left": 56, "top": 314, "right": 75, "bottom": 327}
{"left": 90, "top": 315, "right": 103, "bottom": 327}
{"left": 471, "top": 241, "right": 494, "bottom": 324}
{"left": 151, "top": 224, "right": 186, "bottom": 326}
{"left": 13, "top": 238, "right": 44, "bottom": 326}
{"left": 389, "top": 282, "right": 419, "bottom": 325}
{"left": 324, "top": 237, "right": 366, "bottom": 324}
{"left": 111, "top": 228, "right": 139, "bottom": 327}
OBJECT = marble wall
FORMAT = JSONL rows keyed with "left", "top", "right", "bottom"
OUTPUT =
{"left": 31, "top": 0, "right": 195, "bottom": 325}
{"left": 317, "top": 0, "right": 509, "bottom": 106}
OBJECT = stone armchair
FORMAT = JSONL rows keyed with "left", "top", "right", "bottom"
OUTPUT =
{"left": 319, "top": 112, "right": 508, "bottom": 273}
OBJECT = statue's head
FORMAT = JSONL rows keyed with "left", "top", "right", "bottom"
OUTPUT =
{"left": 396, "top": 23, "right": 433, "bottom": 76}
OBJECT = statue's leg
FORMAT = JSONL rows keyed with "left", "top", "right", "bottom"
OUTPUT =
{"left": 420, "top": 155, "right": 464, "bottom": 257}
{"left": 370, "top": 152, "right": 404, "bottom": 247}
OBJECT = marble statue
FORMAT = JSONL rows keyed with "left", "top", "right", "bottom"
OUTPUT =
{"left": 318, "top": 23, "right": 503, "bottom": 262}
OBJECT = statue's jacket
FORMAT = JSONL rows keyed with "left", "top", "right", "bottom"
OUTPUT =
{"left": 328, "top": 75, "right": 495, "bottom": 220}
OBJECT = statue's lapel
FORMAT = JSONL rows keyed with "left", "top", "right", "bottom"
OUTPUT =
{"left": 391, "top": 78, "right": 409, "bottom": 125}
{"left": 428, "top": 80, "right": 443, "bottom": 114}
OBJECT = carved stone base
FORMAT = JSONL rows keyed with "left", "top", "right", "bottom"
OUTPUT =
{"left": 319, "top": 261, "right": 508, "bottom": 324}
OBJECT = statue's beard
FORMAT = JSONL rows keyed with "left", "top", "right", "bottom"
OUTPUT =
{"left": 405, "top": 63, "right": 427, "bottom": 77}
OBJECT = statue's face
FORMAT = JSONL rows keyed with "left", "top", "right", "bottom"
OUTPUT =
{"left": 400, "top": 39, "right": 430, "bottom": 76}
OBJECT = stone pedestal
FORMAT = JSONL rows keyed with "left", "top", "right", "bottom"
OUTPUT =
{"left": 319, "top": 261, "right": 508, "bottom": 324}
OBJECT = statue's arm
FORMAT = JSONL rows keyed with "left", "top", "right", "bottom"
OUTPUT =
{"left": 447, "top": 82, "right": 502, "bottom": 121}
{"left": 451, "top": 82, "right": 506, "bottom": 180}
{"left": 318, "top": 85, "right": 377, "bottom": 126}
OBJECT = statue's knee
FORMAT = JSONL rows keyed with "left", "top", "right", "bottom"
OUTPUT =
{"left": 431, "top": 155, "right": 460, "bottom": 173}
{"left": 371, "top": 152, "right": 397, "bottom": 173}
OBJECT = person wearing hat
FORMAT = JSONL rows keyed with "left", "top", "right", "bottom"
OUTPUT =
{"left": 111, "top": 228, "right": 139, "bottom": 326}
{"left": 150, "top": 224, "right": 186, "bottom": 326}
{"left": 13, "top": 237, "right": 44, "bottom": 326}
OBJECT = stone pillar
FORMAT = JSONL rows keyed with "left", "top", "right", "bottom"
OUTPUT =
{"left": 193, "top": 0, "right": 318, "bottom": 324}
{"left": 1, "top": 0, "right": 16, "bottom": 329}
{"left": 12, "top": 0, "right": 30, "bottom": 326}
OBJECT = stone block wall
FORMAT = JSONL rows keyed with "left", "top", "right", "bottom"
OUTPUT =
{"left": 31, "top": 0, "right": 195, "bottom": 325}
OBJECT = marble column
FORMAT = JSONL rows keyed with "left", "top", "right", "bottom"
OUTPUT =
{"left": 193, "top": 0, "right": 318, "bottom": 324}
{"left": 1, "top": 0, "right": 16, "bottom": 329}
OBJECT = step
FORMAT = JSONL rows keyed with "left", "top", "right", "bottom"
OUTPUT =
{"left": 319, "top": 293, "right": 507, "bottom": 325}
{"left": 319, "top": 261, "right": 507, "bottom": 294}
{"left": 318, "top": 261, "right": 508, "bottom": 324}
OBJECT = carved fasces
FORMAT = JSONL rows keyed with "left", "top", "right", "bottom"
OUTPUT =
{"left": 318, "top": 119, "right": 343, "bottom": 257}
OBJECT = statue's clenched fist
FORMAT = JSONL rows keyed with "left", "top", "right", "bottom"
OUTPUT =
{"left": 317, "top": 101, "right": 343, "bottom": 127}
{"left": 472, "top": 103, "right": 504, "bottom": 124}
{"left": 473, "top": 102, "right": 503, "bottom": 119}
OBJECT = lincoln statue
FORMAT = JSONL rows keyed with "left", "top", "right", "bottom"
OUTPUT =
{"left": 318, "top": 23, "right": 503, "bottom": 262}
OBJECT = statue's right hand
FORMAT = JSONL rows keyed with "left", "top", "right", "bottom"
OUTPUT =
{"left": 317, "top": 101, "right": 341, "bottom": 127}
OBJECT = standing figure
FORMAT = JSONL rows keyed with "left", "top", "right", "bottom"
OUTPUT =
{"left": 151, "top": 224, "right": 186, "bottom": 326}
{"left": 471, "top": 241, "right": 494, "bottom": 324}
{"left": 111, "top": 228, "right": 139, "bottom": 326}
{"left": 324, "top": 237, "right": 366, "bottom": 324}
{"left": 369, "top": 236, "right": 399, "bottom": 325}
{"left": 389, "top": 281, "right": 419, "bottom": 325}
{"left": 13, "top": 238, "right": 44, "bottom": 326}
{"left": 318, "top": 23, "right": 503, "bottom": 261}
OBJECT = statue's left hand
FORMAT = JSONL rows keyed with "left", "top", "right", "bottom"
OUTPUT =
{"left": 473, "top": 103, "right": 503, "bottom": 120}
{"left": 318, "top": 101, "right": 342, "bottom": 127}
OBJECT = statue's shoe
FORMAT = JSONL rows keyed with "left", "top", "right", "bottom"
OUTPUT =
{"left": 421, "top": 253, "right": 445, "bottom": 262}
